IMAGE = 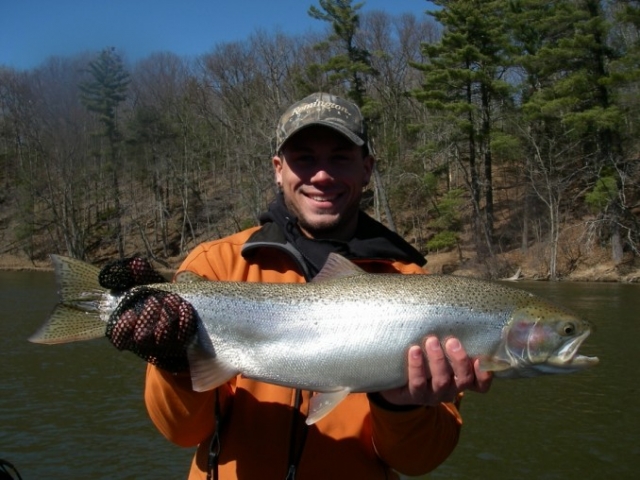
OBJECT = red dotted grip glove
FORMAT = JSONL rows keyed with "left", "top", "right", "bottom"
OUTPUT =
{"left": 100, "top": 257, "right": 198, "bottom": 373}
{"left": 99, "top": 256, "right": 167, "bottom": 290}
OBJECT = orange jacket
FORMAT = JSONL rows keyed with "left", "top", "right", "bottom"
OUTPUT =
{"left": 144, "top": 226, "right": 462, "bottom": 479}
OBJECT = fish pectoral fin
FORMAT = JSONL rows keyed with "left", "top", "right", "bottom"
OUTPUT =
{"left": 477, "top": 357, "right": 513, "bottom": 373}
{"left": 306, "top": 388, "right": 351, "bottom": 425}
{"left": 187, "top": 340, "right": 239, "bottom": 392}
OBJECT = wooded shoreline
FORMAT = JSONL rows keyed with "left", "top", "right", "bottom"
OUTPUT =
{"left": 3, "top": 249, "right": 638, "bottom": 283}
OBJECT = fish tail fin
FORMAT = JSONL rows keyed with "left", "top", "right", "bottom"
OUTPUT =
{"left": 28, "top": 255, "right": 108, "bottom": 344}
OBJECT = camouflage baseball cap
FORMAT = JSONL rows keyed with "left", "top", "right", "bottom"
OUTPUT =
{"left": 275, "top": 92, "right": 367, "bottom": 152}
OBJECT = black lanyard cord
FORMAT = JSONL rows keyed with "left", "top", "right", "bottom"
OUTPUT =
{"left": 207, "top": 389, "right": 222, "bottom": 480}
{"left": 285, "top": 389, "right": 309, "bottom": 480}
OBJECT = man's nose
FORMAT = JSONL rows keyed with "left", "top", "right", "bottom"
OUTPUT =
{"left": 310, "top": 166, "right": 334, "bottom": 183}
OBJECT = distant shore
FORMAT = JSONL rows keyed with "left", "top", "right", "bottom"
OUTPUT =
{"left": 0, "top": 254, "right": 52, "bottom": 272}
{"left": 2, "top": 251, "right": 639, "bottom": 283}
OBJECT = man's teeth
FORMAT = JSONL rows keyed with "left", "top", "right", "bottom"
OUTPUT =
{"left": 310, "top": 195, "right": 337, "bottom": 201}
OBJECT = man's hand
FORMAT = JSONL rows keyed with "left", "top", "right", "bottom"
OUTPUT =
{"left": 379, "top": 336, "right": 493, "bottom": 407}
{"left": 100, "top": 257, "right": 198, "bottom": 373}
{"left": 108, "top": 289, "right": 197, "bottom": 351}
{"left": 99, "top": 256, "right": 167, "bottom": 291}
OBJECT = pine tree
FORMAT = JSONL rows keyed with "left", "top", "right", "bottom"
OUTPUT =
{"left": 308, "top": 0, "right": 377, "bottom": 106}
{"left": 413, "top": 0, "right": 512, "bottom": 258}
{"left": 79, "top": 47, "right": 130, "bottom": 143}
{"left": 79, "top": 47, "right": 130, "bottom": 258}
{"left": 511, "top": 0, "right": 631, "bottom": 266}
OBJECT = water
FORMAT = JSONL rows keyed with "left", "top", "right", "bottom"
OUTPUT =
{"left": 1, "top": 272, "right": 638, "bottom": 479}
{"left": 0, "top": 271, "right": 195, "bottom": 478}
{"left": 431, "top": 281, "right": 640, "bottom": 480}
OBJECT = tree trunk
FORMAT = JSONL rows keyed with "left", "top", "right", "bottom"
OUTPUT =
{"left": 372, "top": 165, "right": 396, "bottom": 232}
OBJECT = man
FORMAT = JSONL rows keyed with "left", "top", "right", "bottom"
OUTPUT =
{"left": 106, "top": 92, "right": 492, "bottom": 479}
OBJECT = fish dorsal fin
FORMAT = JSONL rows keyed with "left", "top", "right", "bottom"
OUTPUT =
{"left": 313, "top": 253, "right": 366, "bottom": 283}
{"left": 175, "top": 271, "right": 208, "bottom": 283}
{"left": 307, "top": 388, "right": 351, "bottom": 425}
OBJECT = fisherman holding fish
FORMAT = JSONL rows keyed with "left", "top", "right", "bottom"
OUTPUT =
{"left": 30, "top": 91, "right": 598, "bottom": 478}
{"left": 29, "top": 87, "right": 603, "bottom": 480}
{"left": 100, "top": 92, "right": 492, "bottom": 480}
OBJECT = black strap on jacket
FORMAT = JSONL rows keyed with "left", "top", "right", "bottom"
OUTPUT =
{"left": 207, "top": 389, "right": 222, "bottom": 480}
{"left": 285, "top": 389, "right": 309, "bottom": 480}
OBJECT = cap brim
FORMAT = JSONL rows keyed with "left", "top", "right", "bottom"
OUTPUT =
{"left": 277, "top": 121, "right": 365, "bottom": 152}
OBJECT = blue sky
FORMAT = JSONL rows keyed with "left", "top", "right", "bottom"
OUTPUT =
{"left": 1, "top": 0, "right": 434, "bottom": 71}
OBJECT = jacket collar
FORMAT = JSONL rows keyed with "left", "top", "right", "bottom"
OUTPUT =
{"left": 242, "top": 194, "right": 426, "bottom": 280}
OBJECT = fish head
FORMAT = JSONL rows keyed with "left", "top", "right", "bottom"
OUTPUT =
{"left": 488, "top": 300, "right": 599, "bottom": 378}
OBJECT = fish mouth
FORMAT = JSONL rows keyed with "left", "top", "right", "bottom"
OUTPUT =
{"left": 548, "top": 330, "right": 599, "bottom": 369}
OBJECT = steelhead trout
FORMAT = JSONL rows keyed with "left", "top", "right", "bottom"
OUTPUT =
{"left": 29, "top": 253, "right": 598, "bottom": 424}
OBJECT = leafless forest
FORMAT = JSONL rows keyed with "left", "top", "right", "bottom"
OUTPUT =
{"left": 1, "top": 1, "right": 639, "bottom": 279}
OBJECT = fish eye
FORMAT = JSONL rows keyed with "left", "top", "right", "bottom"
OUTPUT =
{"left": 562, "top": 322, "right": 576, "bottom": 336}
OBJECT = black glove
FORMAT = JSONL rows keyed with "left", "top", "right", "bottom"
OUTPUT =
{"left": 100, "top": 257, "right": 198, "bottom": 373}
{"left": 99, "top": 256, "right": 167, "bottom": 290}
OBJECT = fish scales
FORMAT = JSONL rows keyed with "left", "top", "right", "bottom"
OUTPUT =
{"left": 144, "top": 273, "right": 557, "bottom": 392}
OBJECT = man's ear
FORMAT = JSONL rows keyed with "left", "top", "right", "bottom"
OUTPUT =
{"left": 273, "top": 154, "right": 284, "bottom": 185}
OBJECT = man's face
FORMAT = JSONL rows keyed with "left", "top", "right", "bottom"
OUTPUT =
{"left": 273, "top": 126, "right": 373, "bottom": 240}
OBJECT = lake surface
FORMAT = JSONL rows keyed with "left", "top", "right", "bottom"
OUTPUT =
{"left": 1, "top": 271, "right": 638, "bottom": 479}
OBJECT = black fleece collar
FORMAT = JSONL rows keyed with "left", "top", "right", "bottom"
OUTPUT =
{"left": 242, "top": 194, "right": 426, "bottom": 280}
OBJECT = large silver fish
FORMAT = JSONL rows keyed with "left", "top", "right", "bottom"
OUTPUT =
{"left": 29, "top": 253, "right": 598, "bottom": 424}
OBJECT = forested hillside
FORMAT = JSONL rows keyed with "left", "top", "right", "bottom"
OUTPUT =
{"left": 1, "top": 0, "right": 639, "bottom": 280}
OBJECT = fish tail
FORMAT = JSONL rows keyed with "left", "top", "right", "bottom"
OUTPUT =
{"left": 28, "top": 255, "right": 108, "bottom": 344}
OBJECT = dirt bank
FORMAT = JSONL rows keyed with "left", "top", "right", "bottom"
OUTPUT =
{"left": 425, "top": 248, "right": 640, "bottom": 283}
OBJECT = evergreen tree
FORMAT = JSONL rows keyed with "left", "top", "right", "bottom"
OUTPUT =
{"left": 79, "top": 47, "right": 130, "bottom": 143}
{"left": 79, "top": 47, "right": 130, "bottom": 258}
{"left": 508, "top": 0, "right": 587, "bottom": 276}
{"left": 308, "top": 0, "right": 377, "bottom": 106}
{"left": 511, "top": 0, "right": 632, "bottom": 265}
{"left": 413, "top": 0, "right": 512, "bottom": 258}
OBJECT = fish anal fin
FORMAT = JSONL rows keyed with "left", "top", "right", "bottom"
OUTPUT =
{"left": 313, "top": 253, "right": 366, "bottom": 283}
{"left": 306, "top": 388, "right": 351, "bottom": 425}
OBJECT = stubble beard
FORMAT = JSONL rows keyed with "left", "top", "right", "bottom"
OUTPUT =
{"left": 284, "top": 196, "right": 358, "bottom": 240}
